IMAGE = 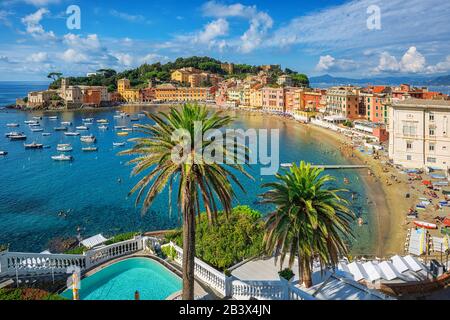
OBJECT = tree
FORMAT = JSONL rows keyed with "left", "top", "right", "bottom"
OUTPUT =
{"left": 47, "top": 72, "right": 63, "bottom": 81}
{"left": 120, "top": 104, "right": 252, "bottom": 299}
{"left": 262, "top": 162, "right": 354, "bottom": 288}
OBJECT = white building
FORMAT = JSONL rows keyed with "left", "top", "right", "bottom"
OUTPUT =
{"left": 389, "top": 99, "right": 450, "bottom": 171}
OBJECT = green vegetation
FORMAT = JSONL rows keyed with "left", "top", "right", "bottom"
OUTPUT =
{"left": 0, "top": 244, "right": 8, "bottom": 252}
{"left": 278, "top": 268, "right": 295, "bottom": 281}
{"left": 166, "top": 206, "right": 264, "bottom": 271}
{"left": 262, "top": 161, "right": 354, "bottom": 288}
{"left": 343, "top": 120, "right": 354, "bottom": 128}
{"left": 161, "top": 245, "right": 177, "bottom": 261}
{"left": 104, "top": 232, "right": 139, "bottom": 245}
{"left": 64, "top": 246, "right": 87, "bottom": 255}
{"left": 48, "top": 56, "right": 309, "bottom": 91}
{"left": 0, "top": 288, "right": 68, "bottom": 301}
{"left": 120, "top": 104, "right": 252, "bottom": 300}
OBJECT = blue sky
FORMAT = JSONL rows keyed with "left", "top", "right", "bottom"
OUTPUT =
{"left": 0, "top": 0, "right": 449, "bottom": 80}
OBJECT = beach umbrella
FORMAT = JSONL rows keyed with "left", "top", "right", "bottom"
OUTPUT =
{"left": 443, "top": 218, "right": 450, "bottom": 228}
{"left": 422, "top": 180, "right": 432, "bottom": 186}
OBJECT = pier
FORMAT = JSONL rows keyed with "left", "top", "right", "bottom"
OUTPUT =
{"left": 280, "top": 164, "right": 370, "bottom": 170}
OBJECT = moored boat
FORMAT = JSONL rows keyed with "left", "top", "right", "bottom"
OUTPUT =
{"left": 0, "top": 151, "right": 7, "bottom": 156}
{"left": 113, "top": 142, "right": 126, "bottom": 147}
{"left": 114, "top": 126, "right": 126, "bottom": 130}
{"left": 80, "top": 135, "right": 96, "bottom": 143}
{"left": 97, "top": 119, "right": 108, "bottom": 124}
{"left": 98, "top": 125, "right": 108, "bottom": 130}
{"left": 9, "top": 133, "right": 27, "bottom": 141}
{"left": 117, "top": 132, "right": 129, "bottom": 137}
{"left": 24, "top": 142, "right": 44, "bottom": 149}
{"left": 42, "top": 133, "right": 52, "bottom": 136}
{"left": 130, "top": 117, "right": 139, "bottom": 122}
{"left": 28, "top": 122, "right": 40, "bottom": 127}
{"left": 30, "top": 128, "right": 44, "bottom": 132}
{"left": 61, "top": 122, "right": 72, "bottom": 126}
{"left": 57, "top": 144, "right": 73, "bottom": 152}
{"left": 76, "top": 126, "right": 89, "bottom": 131}
{"left": 82, "top": 147, "right": 98, "bottom": 152}
{"left": 47, "top": 116, "right": 58, "bottom": 120}
{"left": 54, "top": 127, "right": 68, "bottom": 131}
{"left": 82, "top": 118, "right": 94, "bottom": 123}
{"left": 6, "top": 123, "right": 19, "bottom": 127}
{"left": 24, "top": 120, "right": 37, "bottom": 124}
{"left": 414, "top": 221, "right": 438, "bottom": 230}
{"left": 64, "top": 132, "right": 80, "bottom": 136}
{"left": 5, "top": 131, "right": 21, "bottom": 138}
{"left": 51, "top": 154, "right": 73, "bottom": 161}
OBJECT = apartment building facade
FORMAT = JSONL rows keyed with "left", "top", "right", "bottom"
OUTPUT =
{"left": 326, "top": 87, "right": 360, "bottom": 119}
{"left": 389, "top": 99, "right": 450, "bottom": 170}
{"left": 262, "top": 87, "right": 285, "bottom": 113}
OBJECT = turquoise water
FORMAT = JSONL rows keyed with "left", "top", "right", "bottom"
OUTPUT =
{"left": 0, "top": 83, "right": 375, "bottom": 254}
{"left": 61, "top": 258, "right": 182, "bottom": 300}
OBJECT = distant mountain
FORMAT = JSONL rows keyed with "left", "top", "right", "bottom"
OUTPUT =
{"left": 310, "top": 74, "right": 450, "bottom": 86}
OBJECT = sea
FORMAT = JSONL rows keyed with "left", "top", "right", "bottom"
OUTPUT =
{"left": 0, "top": 82, "right": 375, "bottom": 254}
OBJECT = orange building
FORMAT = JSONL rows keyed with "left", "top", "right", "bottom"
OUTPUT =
{"left": 83, "top": 89, "right": 102, "bottom": 105}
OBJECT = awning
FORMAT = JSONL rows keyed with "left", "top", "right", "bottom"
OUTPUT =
{"left": 443, "top": 218, "right": 450, "bottom": 228}
{"left": 81, "top": 234, "right": 108, "bottom": 249}
{"left": 422, "top": 180, "right": 432, "bottom": 186}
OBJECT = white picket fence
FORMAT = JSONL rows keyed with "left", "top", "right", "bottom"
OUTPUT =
{"left": 164, "top": 242, "right": 316, "bottom": 300}
{"left": 0, "top": 236, "right": 152, "bottom": 277}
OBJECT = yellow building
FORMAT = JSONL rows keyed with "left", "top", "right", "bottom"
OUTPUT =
{"left": 117, "top": 78, "right": 140, "bottom": 103}
{"left": 249, "top": 89, "right": 263, "bottom": 109}
{"left": 171, "top": 70, "right": 190, "bottom": 84}
{"left": 154, "top": 84, "right": 208, "bottom": 102}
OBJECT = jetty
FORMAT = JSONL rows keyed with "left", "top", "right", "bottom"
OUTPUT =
{"left": 280, "top": 164, "right": 369, "bottom": 170}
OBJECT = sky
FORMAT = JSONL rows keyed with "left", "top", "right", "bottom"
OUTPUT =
{"left": 0, "top": 0, "right": 449, "bottom": 81}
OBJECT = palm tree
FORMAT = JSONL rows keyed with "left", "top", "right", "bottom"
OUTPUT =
{"left": 120, "top": 104, "right": 251, "bottom": 299}
{"left": 262, "top": 162, "right": 354, "bottom": 288}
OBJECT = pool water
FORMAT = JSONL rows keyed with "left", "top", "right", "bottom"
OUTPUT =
{"left": 61, "top": 258, "right": 182, "bottom": 300}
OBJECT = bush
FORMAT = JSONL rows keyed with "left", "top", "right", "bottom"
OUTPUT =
{"left": 64, "top": 246, "right": 87, "bottom": 255}
{"left": 104, "top": 232, "right": 139, "bottom": 245}
{"left": 278, "top": 268, "right": 295, "bottom": 281}
{"left": 161, "top": 245, "right": 177, "bottom": 261}
{"left": 0, "top": 288, "right": 68, "bottom": 301}
{"left": 166, "top": 206, "right": 265, "bottom": 271}
{"left": 0, "top": 244, "right": 8, "bottom": 253}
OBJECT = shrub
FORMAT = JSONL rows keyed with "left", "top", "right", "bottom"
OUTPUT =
{"left": 166, "top": 206, "right": 265, "bottom": 271}
{"left": 161, "top": 245, "right": 177, "bottom": 261}
{"left": 104, "top": 232, "right": 139, "bottom": 245}
{"left": 278, "top": 268, "right": 295, "bottom": 281}
{"left": 64, "top": 246, "right": 87, "bottom": 255}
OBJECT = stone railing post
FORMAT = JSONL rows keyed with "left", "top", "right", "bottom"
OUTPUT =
{"left": 224, "top": 276, "right": 232, "bottom": 298}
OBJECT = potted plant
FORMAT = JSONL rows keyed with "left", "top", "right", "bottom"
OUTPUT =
{"left": 278, "top": 268, "right": 295, "bottom": 282}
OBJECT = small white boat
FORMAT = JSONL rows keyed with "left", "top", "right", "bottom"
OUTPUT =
{"left": 33, "top": 116, "right": 42, "bottom": 120}
{"left": 80, "top": 135, "right": 96, "bottom": 143}
{"left": 114, "top": 126, "right": 126, "bottom": 130}
{"left": 98, "top": 125, "right": 108, "bottom": 130}
{"left": 113, "top": 142, "right": 126, "bottom": 147}
{"left": 51, "top": 154, "right": 73, "bottom": 161}
{"left": 0, "top": 151, "right": 7, "bottom": 156}
{"left": 414, "top": 221, "right": 438, "bottom": 230}
{"left": 24, "top": 142, "right": 44, "bottom": 149}
{"left": 113, "top": 115, "right": 123, "bottom": 119}
{"left": 76, "top": 126, "right": 89, "bottom": 131}
{"left": 48, "top": 116, "right": 58, "bottom": 120}
{"left": 42, "top": 133, "right": 52, "bottom": 136}
{"left": 82, "top": 118, "right": 94, "bottom": 123}
{"left": 24, "top": 120, "right": 37, "bottom": 124}
{"left": 122, "top": 128, "right": 133, "bottom": 132}
{"left": 9, "top": 134, "right": 27, "bottom": 141}
{"left": 97, "top": 119, "right": 108, "bottom": 124}
{"left": 28, "top": 122, "right": 40, "bottom": 127}
{"left": 61, "top": 121, "right": 72, "bottom": 126}
{"left": 31, "top": 128, "right": 44, "bottom": 132}
{"left": 138, "top": 113, "right": 145, "bottom": 118}
{"left": 5, "top": 131, "right": 21, "bottom": 138}
{"left": 54, "top": 127, "right": 68, "bottom": 131}
{"left": 82, "top": 147, "right": 98, "bottom": 152}
{"left": 57, "top": 144, "right": 73, "bottom": 152}
{"left": 64, "top": 132, "right": 80, "bottom": 136}
{"left": 6, "top": 123, "right": 19, "bottom": 127}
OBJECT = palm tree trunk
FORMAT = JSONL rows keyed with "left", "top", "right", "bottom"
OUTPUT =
{"left": 301, "top": 259, "right": 313, "bottom": 288}
{"left": 182, "top": 188, "right": 196, "bottom": 300}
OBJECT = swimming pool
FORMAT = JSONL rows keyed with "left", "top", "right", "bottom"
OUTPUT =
{"left": 61, "top": 257, "right": 182, "bottom": 300}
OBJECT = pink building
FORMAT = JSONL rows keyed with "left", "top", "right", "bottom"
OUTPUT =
{"left": 262, "top": 87, "right": 285, "bottom": 113}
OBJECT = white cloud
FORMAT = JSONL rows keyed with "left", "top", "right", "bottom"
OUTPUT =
{"left": 21, "top": 8, "right": 56, "bottom": 40}
{"left": 61, "top": 49, "right": 88, "bottom": 63}
{"left": 109, "top": 10, "right": 150, "bottom": 24}
{"left": 202, "top": 1, "right": 273, "bottom": 53}
{"left": 316, "top": 55, "right": 357, "bottom": 72}
{"left": 114, "top": 53, "right": 133, "bottom": 67}
{"left": 0, "top": 55, "right": 9, "bottom": 62}
{"left": 427, "top": 56, "right": 450, "bottom": 74}
{"left": 140, "top": 53, "right": 169, "bottom": 64}
{"left": 197, "top": 18, "right": 229, "bottom": 44}
{"left": 0, "top": 10, "right": 14, "bottom": 27}
{"left": 63, "top": 33, "right": 101, "bottom": 51}
{"left": 27, "top": 51, "right": 48, "bottom": 63}
{"left": 22, "top": 0, "right": 60, "bottom": 5}
{"left": 373, "top": 47, "right": 427, "bottom": 74}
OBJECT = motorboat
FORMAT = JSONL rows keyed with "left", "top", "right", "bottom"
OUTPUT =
{"left": 47, "top": 116, "right": 58, "bottom": 120}
{"left": 122, "top": 128, "right": 133, "bottom": 132}
{"left": 117, "top": 132, "right": 129, "bottom": 137}
{"left": 42, "top": 133, "right": 52, "bottom": 136}
{"left": 28, "top": 122, "right": 40, "bottom": 127}
{"left": 9, "top": 134, "right": 27, "bottom": 141}
{"left": 414, "top": 221, "right": 438, "bottom": 230}
{"left": 6, "top": 123, "right": 19, "bottom": 127}
{"left": 98, "top": 125, "right": 108, "bottom": 130}
{"left": 0, "top": 151, "right": 7, "bottom": 156}
{"left": 57, "top": 144, "right": 73, "bottom": 152}
{"left": 54, "top": 127, "right": 68, "bottom": 131}
{"left": 97, "top": 119, "right": 108, "bottom": 124}
{"left": 32, "top": 116, "right": 42, "bottom": 120}
{"left": 61, "top": 122, "right": 72, "bottom": 126}
{"left": 76, "top": 126, "right": 89, "bottom": 131}
{"left": 64, "top": 132, "right": 80, "bottom": 136}
{"left": 130, "top": 117, "right": 139, "bottom": 122}
{"left": 24, "top": 120, "right": 37, "bottom": 124}
{"left": 114, "top": 126, "right": 126, "bottom": 130}
{"left": 82, "top": 147, "right": 98, "bottom": 152}
{"left": 138, "top": 113, "right": 145, "bottom": 118}
{"left": 51, "top": 154, "right": 73, "bottom": 161}
{"left": 5, "top": 131, "right": 21, "bottom": 138}
{"left": 31, "top": 128, "right": 44, "bottom": 132}
{"left": 80, "top": 135, "right": 96, "bottom": 143}
{"left": 113, "top": 142, "right": 126, "bottom": 147}
{"left": 24, "top": 142, "right": 44, "bottom": 149}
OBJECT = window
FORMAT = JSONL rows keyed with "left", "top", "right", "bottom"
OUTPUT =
{"left": 427, "top": 157, "right": 437, "bottom": 163}
{"left": 429, "top": 129, "right": 435, "bottom": 136}
{"left": 407, "top": 142, "right": 412, "bottom": 150}
{"left": 429, "top": 144, "right": 435, "bottom": 152}
{"left": 429, "top": 113, "right": 435, "bottom": 121}
{"left": 407, "top": 155, "right": 412, "bottom": 161}
{"left": 403, "top": 122, "right": 417, "bottom": 136}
